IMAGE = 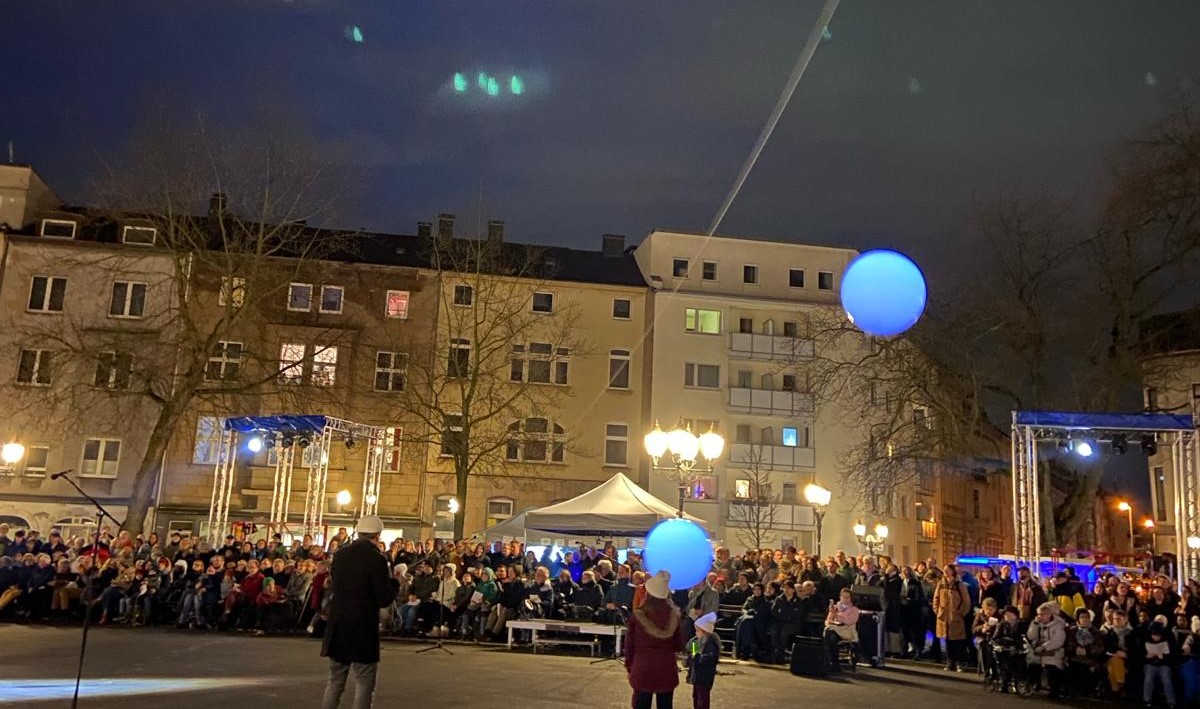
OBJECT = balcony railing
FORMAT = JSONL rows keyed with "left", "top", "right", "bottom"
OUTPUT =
{"left": 728, "top": 443, "right": 815, "bottom": 471}
{"left": 723, "top": 499, "right": 817, "bottom": 530}
{"left": 729, "top": 332, "right": 814, "bottom": 361}
{"left": 727, "top": 387, "right": 814, "bottom": 416}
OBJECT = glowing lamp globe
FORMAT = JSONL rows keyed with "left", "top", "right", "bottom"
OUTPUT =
{"left": 1, "top": 442, "right": 24, "bottom": 466}
{"left": 667, "top": 428, "right": 700, "bottom": 461}
{"left": 644, "top": 425, "right": 669, "bottom": 459}
{"left": 839, "top": 249, "right": 927, "bottom": 337}
{"left": 643, "top": 518, "right": 712, "bottom": 590}
{"left": 335, "top": 489, "right": 352, "bottom": 507}
{"left": 697, "top": 430, "right": 725, "bottom": 461}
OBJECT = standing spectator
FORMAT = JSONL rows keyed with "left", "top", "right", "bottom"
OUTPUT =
{"left": 685, "top": 612, "right": 720, "bottom": 709}
{"left": 1142, "top": 619, "right": 1177, "bottom": 708}
{"left": 321, "top": 515, "right": 394, "bottom": 709}
{"left": 1012, "top": 566, "right": 1047, "bottom": 624}
{"left": 881, "top": 564, "right": 903, "bottom": 655}
{"left": 900, "top": 565, "right": 927, "bottom": 658}
{"left": 625, "top": 570, "right": 685, "bottom": 709}
{"left": 1027, "top": 601, "right": 1068, "bottom": 699}
{"left": 934, "top": 563, "right": 968, "bottom": 672}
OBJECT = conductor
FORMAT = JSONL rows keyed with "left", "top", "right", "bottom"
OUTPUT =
{"left": 321, "top": 515, "right": 395, "bottom": 709}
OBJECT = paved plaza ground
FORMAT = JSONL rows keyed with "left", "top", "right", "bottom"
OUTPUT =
{"left": 2, "top": 624, "right": 1051, "bottom": 708}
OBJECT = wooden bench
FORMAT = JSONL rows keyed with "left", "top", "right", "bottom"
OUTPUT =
{"left": 505, "top": 619, "right": 627, "bottom": 657}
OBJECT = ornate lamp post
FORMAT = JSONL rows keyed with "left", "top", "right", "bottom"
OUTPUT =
{"left": 853, "top": 521, "right": 889, "bottom": 556}
{"left": 804, "top": 482, "right": 831, "bottom": 558}
{"left": 644, "top": 421, "right": 724, "bottom": 516}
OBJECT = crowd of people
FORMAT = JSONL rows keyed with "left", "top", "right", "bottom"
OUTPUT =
{"left": 5, "top": 520, "right": 1200, "bottom": 706}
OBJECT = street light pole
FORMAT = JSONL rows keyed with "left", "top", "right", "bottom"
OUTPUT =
{"left": 804, "top": 482, "right": 832, "bottom": 558}
{"left": 644, "top": 422, "right": 725, "bottom": 517}
{"left": 1117, "top": 501, "right": 1134, "bottom": 550}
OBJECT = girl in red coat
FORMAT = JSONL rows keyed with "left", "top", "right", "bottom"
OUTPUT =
{"left": 626, "top": 570, "right": 686, "bottom": 709}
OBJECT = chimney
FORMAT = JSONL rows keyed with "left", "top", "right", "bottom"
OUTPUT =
{"left": 209, "top": 192, "right": 227, "bottom": 218}
{"left": 436, "top": 213, "right": 455, "bottom": 239}
{"left": 487, "top": 220, "right": 505, "bottom": 244}
{"left": 417, "top": 221, "right": 432, "bottom": 238}
{"left": 602, "top": 233, "right": 625, "bottom": 258}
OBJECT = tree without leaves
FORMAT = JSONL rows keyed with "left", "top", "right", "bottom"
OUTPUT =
{"left": 395, "top": 233, "right": 590, "bottom": 539}
{"left": 724, "top": 447, "right": 780, "bottom": 551}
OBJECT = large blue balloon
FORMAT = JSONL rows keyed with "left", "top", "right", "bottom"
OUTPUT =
{"left": 839, "top": 249, "right": 927, "bottom": 337}
{"left": 643, "top": 518, "right": 712, "bottom": 590}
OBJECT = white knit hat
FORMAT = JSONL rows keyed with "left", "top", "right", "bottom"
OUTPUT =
{"left": 694, "top": 611, "right": 717, "bottom": 634}
{"left": 645, "top": 570, "right": 671, "bottom": 599}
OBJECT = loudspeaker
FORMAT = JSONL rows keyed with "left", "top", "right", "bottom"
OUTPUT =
{"left": 790, "top": 636, "right": 829, "bottom": 677}
{"left": 850, "top": 584, "right": 883, "bottom": 611}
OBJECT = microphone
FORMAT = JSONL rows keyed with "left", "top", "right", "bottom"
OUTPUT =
{"left": 50, "top": 469, "right": 74, "bottom": 480}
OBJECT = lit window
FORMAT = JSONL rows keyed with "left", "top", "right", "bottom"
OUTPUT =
{"left": 374, "top": 351, "right": 408, "bottom": 392}
{"left": 279, "top": 343, "right": 306, "bottom": 384}
{"left": 672, "top": 259, "right": 689, "bottom": 278}
{"left": 312, "top": 346, "right": 338, "bottom": 386}
{"left": 319, "top": 285, "right": 344, "bottom": 314}
{"left": 28, "top": 276, "right": 66, "bottom": 313}
{"left": 684, "top": 308, "right": 721, "bottom": 334}
{"left": 743, "top": 265, "right": 758, "bottom": 284}
{"left": 193, "top": 416, "right": 223, "bottom": 464}
{"left": 608, "top": 349, "right": 630, "bottom": 389}
{"left": 81, "top": 438, "right": 120, "bottom": 478}
{"left": 288, "top": 283, "right": 313, "bottom": 311}
{"left": 121, "top": 226, "right": 157, "bottom": 245}
{"left": 734, "top": 479, "right": 751, "bottom": 499}
{"left": 612, "top": 298, "right": 631, "bottom": 320}
{"left": 818, "top": 271, "right": 834, "bottom": 290}
{"left": 381, "top": 426, "right": 403, "bottom": 472}
{"left": 486, "top": 498, "right": 515, "bottom": 527}
{"left": 453, "top": 284, "right": 474, "bottom": 307}
{"left": 684, "top": 363, "right": 720, "bottom": 389}
{"left": 16, "top": 349, "right": 53, "bottom": 386}
{"left": 219, "top": 276, "right": 246, "bottom": 307}
{"left": 205, "top": 341, "right": 243, "bottom": 382}
{"left": 109, "top": 281, "right": 147, "bottom": 318}
{"left": 782, "top": 427, "right": 798, "bottom": 447}
{"left": 386, "top": 290, "right": 410, "bottom": 319}
{"left": 604, "top": 424, "right": 628, "bottom": 466}
{"left": 532, "top": 292, "right": 554, "bottom": 313}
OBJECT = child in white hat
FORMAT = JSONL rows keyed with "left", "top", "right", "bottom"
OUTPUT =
{"left": 685, "top": 611, "right": 720, "bottom": 709}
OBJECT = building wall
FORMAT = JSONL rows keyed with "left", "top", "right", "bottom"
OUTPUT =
{"left": 1141, "top": 350, "right": 1200, "bottom": 555}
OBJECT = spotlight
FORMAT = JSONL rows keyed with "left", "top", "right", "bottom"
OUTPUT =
{"left": 1057, "top": 437, "right": 1071, "bottom": 454}
{"left": 298, "top": 436, "right": 311, "bottom": 449}
{"left": 1111, "top": 434, "right": 1128, "bottom": 455}
{"left": 344, "top": 434, "right": 356, "bottom": 450}
{"left": 281, "top": 434, "right": 294, "bottom": 449}
{"left": 1142, "top": 435, "right": 1158, "bottom": 456}
{"left": 1075, "top": 438, "right": 1095, "bottom": 458}
{"left": 247, "top": 436, "right": 264, "bottom": 453}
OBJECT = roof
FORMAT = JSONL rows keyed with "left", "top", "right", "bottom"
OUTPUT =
{"left": 523, "top": 473, "right": 707, "bottom": 536}
{"left": 645, "top": 228, "right": 860, "bottom": 254}
{"left": 1141, "top": 308, "right": 1200, "bottom": 356}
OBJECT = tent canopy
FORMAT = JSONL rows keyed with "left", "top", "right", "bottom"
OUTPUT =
{"left": 476, "top": 509, "right": 557, "bottom": 542}
{"left": 524, "top": 473, "right": 706, "bottom": 537}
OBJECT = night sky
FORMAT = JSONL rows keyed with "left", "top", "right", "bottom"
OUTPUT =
{"left": 7, "top": 1, "right": 1200, "bottom": 263}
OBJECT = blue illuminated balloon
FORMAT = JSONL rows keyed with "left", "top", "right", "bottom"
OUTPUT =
{"left": 643, "top": 518, "right": 712, "bottom": 590}
{"left": 839, "top": 249, "right": 927, "bottom": 337}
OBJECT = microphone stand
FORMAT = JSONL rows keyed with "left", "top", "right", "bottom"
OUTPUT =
{"left": 416, "top": 570, "right": 453, "bottom": 655}
{"left": 591, "top": 601, "right": 629, "bottom": 665}
{"left": 55, "top": 470, "right": 120, "bottom": 709}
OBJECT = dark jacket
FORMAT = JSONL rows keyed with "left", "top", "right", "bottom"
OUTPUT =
{"left": 685, "top": 633, "right": 721, "bottom": 688}
{"left": 409, "top": 572, "right": 438, "bottom": 601}
{"left": 574, "top": 581, "right": 604, "bottom": 610}
{"left": 605, "top": 578, "right": 635, "bottom": 610}
{"left": 321, "top": 538, "right": 394, "bottom": 664}
{"left": 770, "top": 593, "right": 805, "bottom": 626}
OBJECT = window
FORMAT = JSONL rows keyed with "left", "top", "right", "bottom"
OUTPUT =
{"left": 81, "top": 438, "right": 120, "bottom": 478}
{"left": 279, "top": 343, "right": 306, "bottom": 384}
{"left": 782, "top": 482, "right": 797, "bottom": 504}
{"left": 386, "top": 290, "right": 410, "bottom": 319}
{"left": 193, "top": 416, "right": 223, "bottom": 464}
{"left": 818, "top": 271, "right": 834, "bottom": 290}
{"left": 94, "top": 352, "right": 133, "bottom": 390}
{"left": 734, "top": 479, "right": 752, "bottom": 500}
{"left": 511, "top": 342, "right": 569, "bottom": 385}
{"left": 374, "top": 351, "right": 408, "bottom": 392}
{"left": 441, "top": 414, "right": 464, "bottom": 457}
{"left": 782, "top": 374, "right": 797, "bottom": 392}
{"left": 219, "top": 276, "right": 245, "bottom": 307}
{"left": 22, "top": 446, "right": 49, "bottom": 477}
{"left": 972, "top": 489, "right": 981, "bottom": 519}
{"left": 311, "top": 346, "right": 338, "bottom": 386}
{"left": 736, "top": 370, "right": 752, "bottom": 388}
{"left": 453, "top": 284, "right": 474, "bottom": 306}
{"left": 1145, "top": 387, "right": 1160, "bottom": 411}
{"left": 789, "top": 268, "right": 805, "bottom": 288}
{"left": 505, "top": 418, "right": 565, "bottom": 463}
{"left": 702, "top": 261, "right": 717, "bottom": 281}
{"left": 319, "top": 286, "right": 344, "bottom": 314}
{"left": 684, "top": 308, "right": 721, "bottom": 334}
{"left": 532, "top": 292, "right": 554, "bottom": 313}
{"left": 16, "top": 349, "right": 53, "bottom": 386}
{"left": 121, "top": 226, "right": 156, "bottom": 245}
{"left": 608, "top": 349, "right": 631, "bottom": 389}
{"left": 205, "top": 341, "right": 242, "bottom": 382}
{"left": 738, "top": 317, "right": 753, "bottom": 334}
{"left": 612, "top": 298, "right": 631, "bottom": 320}
{"left": 109, "top": 281, "right": 147, "bottom": 318}
{"left": 604, "top": 424, "right": 628, "bottom": 466}
{"left": 688, "top": 476, "right": 717, "bottom": 500}
{"left": 913, "top": 406, "right": 931, "bottom": 429}
{"left": 672, "top": 258, "right": 689, "bottom": 278}
{"left": 288, "top": 283, "right": 313, "bottom": 311}
{"left": 28, "top": 276, "right": 66, "bottom": 312}
{"left": 783, "top": 320, "right": 800, "bottom": 338}
{"left": 781, "top": 426, "right": 811, "bottom": 448}
{"left": 735, "top": 424, "right": 751, "bottom": 443}
{"left": 1154, "top": 466, "right": 1167, "bottom": 522}
{"left": 448, "top": 338, "right": 471, "bottom": 378}
{"left": 486, "top": 499, "right": 514, "bottom": 527}
{"left": 40, "top": 219, "right": 76, "bottom": 238}
{"left": 684, "top": 363, "right": 720, "bottom": 389}
{"left": 381, "top": 426, "right": 403, "bottom": 472}
{"left": 743, "top": 264, "right": 758, "bottom": 284}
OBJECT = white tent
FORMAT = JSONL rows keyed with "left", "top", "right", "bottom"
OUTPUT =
{"left": 524, "top": 473, "right": 706, "bottom": 537}
{"left": 475, "top": 509, "right": 557, "bottom": 542}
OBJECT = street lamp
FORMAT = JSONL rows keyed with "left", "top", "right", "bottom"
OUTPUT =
{"left": 1117, "top": 500, "right": 1134, "bottom": 548}
{"left": 1143, "top": 518, "right": 1157, "bottom": 553}
{"left": 1, "top": 442, "right": 24, "bottom": 473}
{"left": 854, "top": 520, "right": 889, "bottom": 556}
{"left": 804, "top": 482, "right": 831, "bottom": 558}
{"left": 336, "top": 489, "right": 352, "bottom": 507}
{"left": 644, "top": 421, "right": 724, "bottom": 516}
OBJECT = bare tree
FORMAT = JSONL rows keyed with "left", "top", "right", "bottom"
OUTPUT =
{"left": 725, "top": 447, "right": 780, "bottom": 551}
{"left": 396, "top": 231, "right": 589, "bottom": 539}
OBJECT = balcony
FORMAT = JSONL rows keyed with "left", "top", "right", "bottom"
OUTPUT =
{"left": 728, "top": 443, "right": 815, "bottom": 471}
{"left": 723, "top": 499, "right": 817, "bottom": 531}
{"left": 729, "top": 332, "right": 814, "bottom": 361}
{"left": 727, "top": 387, "right": 814, "bottom": 417}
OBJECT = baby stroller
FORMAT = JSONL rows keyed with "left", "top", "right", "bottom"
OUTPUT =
{"left": 986, "top": 632, "right": 1031, "bottom": 694}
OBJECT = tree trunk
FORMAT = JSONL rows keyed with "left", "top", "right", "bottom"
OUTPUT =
{"left": 122, "top": 402, "right": 186, "bottom": 535}
{"left": 454, "top": 465, "right": 470, "bottom": 540}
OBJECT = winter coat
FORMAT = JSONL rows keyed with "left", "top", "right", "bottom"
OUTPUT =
{"left": 1026, "top": 615, "right": 1068, "bottom": 668}
{"left": 770, "top": 594, "right": 806, "bottom": 627}
{"left": 574, "top": 581, "right": 604, "bottom": 610}
{"left": 1065, "top": 623, "right": 1106, "bottom": 667}
{"left": 685, "top": 633, "right": 721, "bottom": 688}
{"left": 625, "top": 598, "right": 686, "bottom": 694}
{"left": 882, "top": 574, "right": 903, "bottom": 632}
{"left": 933, "top": 579, "right": 967, "bottom": 640}
{"left": 1011, "top": 579, "right": 1047, "bottom": 622}
{"left": 321, "top": 538, "right": 395, "bottom": 665}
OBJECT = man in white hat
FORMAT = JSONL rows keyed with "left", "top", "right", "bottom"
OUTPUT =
{"left": 626, "top": 570, "right": 685, "bottom": 709}
{"left": 321, "top": 515, "right": 395, "bottom": 709}
{"left": 686, "top": 612, "right": 721, "bottom": 709}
